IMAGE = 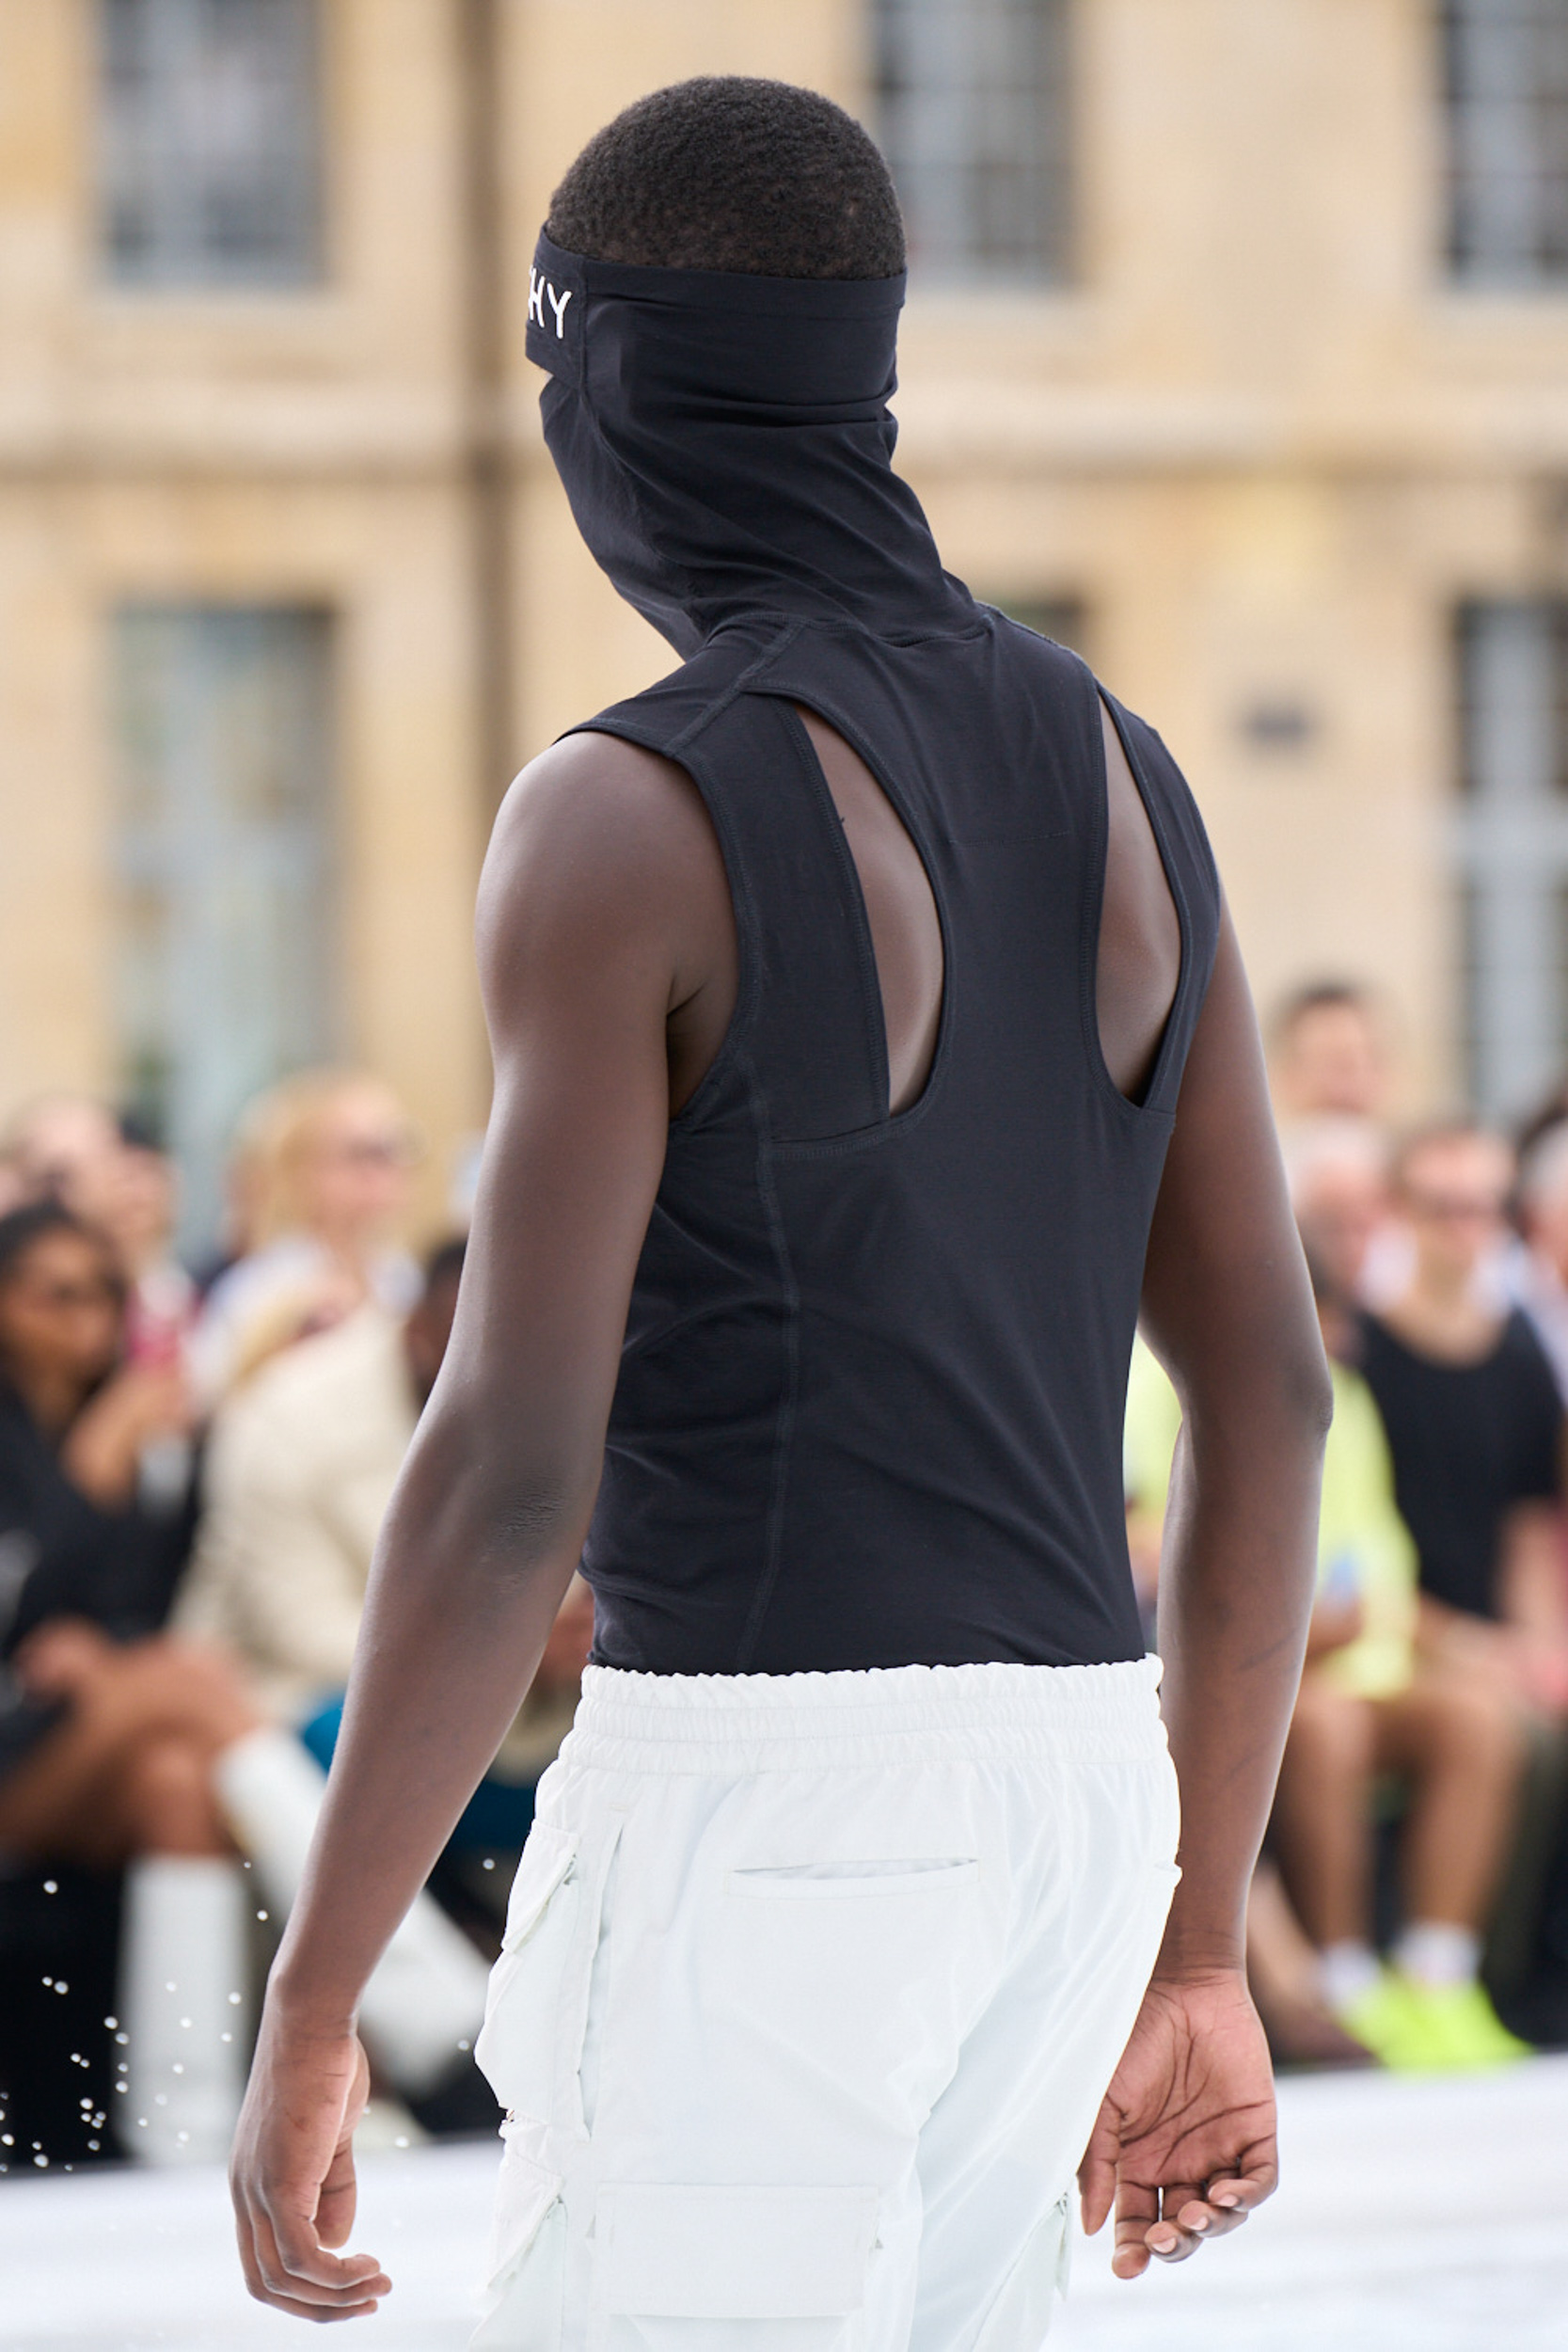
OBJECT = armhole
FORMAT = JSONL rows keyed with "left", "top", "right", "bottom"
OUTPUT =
{"left": 565, "top": 720, "right": 754, "bottom": 1133}
{"left": 1079, "top": 674, "right": 1199, "bottom": 1121}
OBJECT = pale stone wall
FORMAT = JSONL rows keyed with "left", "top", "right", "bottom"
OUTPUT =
{"left": 3, "top": 0, "right": 1566, "bottom": 1210}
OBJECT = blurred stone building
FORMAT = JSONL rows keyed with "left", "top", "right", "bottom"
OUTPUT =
{"left": 3, "top": 0, "right": 1567, "bottom": 1241}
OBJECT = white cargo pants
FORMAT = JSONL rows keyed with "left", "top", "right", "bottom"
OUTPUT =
{"left": 472, "top": 1656, "right": 1180, "bottom": 2352}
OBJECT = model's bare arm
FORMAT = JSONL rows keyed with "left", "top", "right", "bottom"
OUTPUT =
{"left": 1080, "top": 904, "right": 1330, "bottom": 2278}
{"left": 230, "top": 735, "right": 732, "bottom": 2320}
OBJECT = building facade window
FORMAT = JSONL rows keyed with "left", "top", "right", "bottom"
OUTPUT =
{"left": 1454, "top": 600, "right": 1568, "bottom": 1118}
{"left": 100, "top": 0, "right": 321, "bottom": 287}
{"left": 1444, "top": 0, "right": 1568, "bottom": 284}
{"left": 113, "top": 606, "right": 337, "bottom": 1248}
{"left": 873, "top": 0, "right": 1071, "bottom": 281}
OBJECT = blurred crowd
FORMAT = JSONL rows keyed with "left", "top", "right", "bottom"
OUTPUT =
{"left": 0, "top": 1071, "right": 591, "bottom": 2172}
{"left": 1130, "top": 984, "right": 1568, "bottom": 2075}
{"left": 5, "top": 1008, "right": 1568, "bottom": 2174}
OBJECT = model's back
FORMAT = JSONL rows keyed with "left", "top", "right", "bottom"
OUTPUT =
{"left": 527, "top": 237, "right": 1221, "bottom": 1674}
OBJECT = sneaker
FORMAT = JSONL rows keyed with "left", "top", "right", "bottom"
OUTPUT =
{"left": 1334, "top": 1971, "right": 1435, "bottom": 2070}
{"left": 1393, "top": 1977, "right": 1532, "bottom": 2072}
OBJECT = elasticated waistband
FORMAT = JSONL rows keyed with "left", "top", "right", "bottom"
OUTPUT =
{"left": 559, "top": 1654, "right": 1167, "bottom": 1777}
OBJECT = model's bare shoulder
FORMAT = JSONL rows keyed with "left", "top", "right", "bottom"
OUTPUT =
{"left": 482, "top": 734, "right": 730, "bottom": 987}
{"left": 477, "top": 730, "right": 737, "bottom": 1110}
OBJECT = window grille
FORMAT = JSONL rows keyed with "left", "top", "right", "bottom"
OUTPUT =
{"left": 112, "top": 607, "right": 337, "bottom": 1249}
{"left": 1453, "top": 601, "right": 1568, "bottom": 1117}
{"left": 874, "top": 0, "right": 1072, "bottom": 280}
{"left": 100, "top": 0, "right": 321, "bottom": 286}
{"left": 1444, "top": 0, "right": 1568, "bottom": 283}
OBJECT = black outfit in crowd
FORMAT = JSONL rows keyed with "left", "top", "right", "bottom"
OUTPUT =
{"left": 1358, "top": 1309, "right": 1563, "bottom": 1619}
{"left": 0, "top": 1386, "right": 195, "bottom": 1778}
{"left": 525, "top": 233, "right": 1223, "bottom": 1677}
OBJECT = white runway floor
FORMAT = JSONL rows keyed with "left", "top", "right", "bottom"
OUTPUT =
{"left": 1, "top": 2054, "right": 1564, "bottom": 2351}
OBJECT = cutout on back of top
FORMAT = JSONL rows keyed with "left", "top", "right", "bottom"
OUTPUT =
{"left": 1096, "top": 698, "right": 1182, "bottom": 1105}
{"left": 794, "top": 707, "right": 944, "bottom": 1119}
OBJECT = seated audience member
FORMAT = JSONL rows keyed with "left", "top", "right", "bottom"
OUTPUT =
{"left": 183, "top": 1239, "right": 594, "bottom": 1847}
{"left": 4, "top": 1095, "right": 198, "bottom": 1368}
{"left": 1269, "top": 979, "right": 1393, "bottom": 1130}
{"left": 0, "top": 1204, "right": 489, "bottom": 2163}
{"left": 3, "top": 1093, "right": 124, "bottom": 1212}
{"left": 1284, "top": 1114, "right": 1411, "bottom": 1310}
{"left": 1359, "top": 1124, "right": 1568, "bottom": 1712}
{"left": 1512, "top": 1115, "right": 1568, "bottom": 1405}
{"left": 1273, "top": 1237, "right": 1528, "bottom": 2068}
{"left": 191, "top": 1070, "right": 421, "bottom": 1402}
{"left": 1123, "top": 1332, "right": 1366, "bottom": 2066}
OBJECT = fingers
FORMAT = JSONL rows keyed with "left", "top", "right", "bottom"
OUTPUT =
{"left": 1110, "top": 2177, "right": 1160, "bottom": 2280}
{"left": 1117, "top": 2154, "right": 1279, "bottom": 2275}
{"left": 316, "top": 2134, "right": 361, "bottom": 2251}
{"left": 1076, "top": 2106, "right": 1120, "bottom": 2238}
{"left": 234, "top": 2189, "right": 390, "bottom": 2319}
{"left": 1203, "top": 2159, "right": 1278, "bottom": 2215}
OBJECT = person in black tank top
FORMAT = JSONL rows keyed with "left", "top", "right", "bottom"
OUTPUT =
{"left": 232, "top": 82, "right": 1331, "bottom": 2332}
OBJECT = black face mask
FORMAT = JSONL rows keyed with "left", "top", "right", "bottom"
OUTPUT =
{"left": 526, "top": 231, "right": 965, "bottom": 658}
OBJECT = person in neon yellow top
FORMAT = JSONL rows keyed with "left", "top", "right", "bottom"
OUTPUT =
{"left": 1128, "top": 1339, "right": 1418, "bottom": 1692}
{"left": 1125, "top": 1293, "right": 1528, "bottom": 2073}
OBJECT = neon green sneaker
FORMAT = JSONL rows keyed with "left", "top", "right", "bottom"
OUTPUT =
{"left": 1334, "top": 1971, "right": 1437, "bottom": 2070}
{"left": 1392, "top": 1977, "right": 1532, "bottom": 2072}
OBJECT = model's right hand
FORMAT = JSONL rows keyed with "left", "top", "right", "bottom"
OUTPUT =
{"left": 1077, "top": 1965, "right": 1278, "bottom": 2279}
{"left": 230, "top": 2006, "right": 391, "bottom": 2321}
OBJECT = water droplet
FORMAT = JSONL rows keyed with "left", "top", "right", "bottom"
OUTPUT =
{"left": 393, "top": 2135, "right": 409, "bottom": 2148}
{"left": 179, "top": 2017, "right": 192, "bottom": 2029}
{"left": 228, "top": 1991, "right": 243, "bottom": 2005}
{"left": 103, "top": 2016, "right": 118, "bottom": 2029}
{"left": 55, "top": 1981, "right": 68, "bottom": 1995}
{"left": 41, "top": 1977, "right": 53, "bottom": 1989}
{"left": 42, "top": 1881, "right": 56, "bottom": 1895}
{"left": 256, "top": 1910, "right": 269, "bottom": 1922}
{"left": 0, "top": 2135, "right": 13, "bottom": 2147}
{"left": 87, "top": 2140, "right": 100, "bottom": 2151}
{"left": 220, "top": 2032, "right": 232, "bottom": 2044}
{"left": 115, "top": 2033, "right": 129, "bottom": 2045}
{"left": 457, "top": 2040, "right": 470, "bottom": 2052}
{"left": 164, "top": 1981, "right": 177, "bottom": 1994}
{"left": 33, "top": 2153, "right": 47, "bottom": 2169}
{"left": 482, "top": 1857, "right": 496, "bottom": 1869}
{"left": 171, "top": 2063, "right": 184, "bottom": 2076}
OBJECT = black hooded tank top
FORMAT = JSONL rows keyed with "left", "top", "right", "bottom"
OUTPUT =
{"left": 527, "top": 235, "right": 1221, "bottom": 1675}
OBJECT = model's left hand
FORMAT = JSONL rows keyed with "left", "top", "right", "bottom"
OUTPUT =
{"left": 230, "top": 2006, "right": 391, "bottom": 2320}
{"left": 1077, "top": 1966, "right": 1278, "bottom": 2279}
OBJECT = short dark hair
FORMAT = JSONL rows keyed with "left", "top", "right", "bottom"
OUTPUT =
{"left": 0, "top": 1200, "right": 115, "bottom": 1290}
{"left": 546, "top": 77, "right": 905, "bottom": 281}
{"left": 1269, "top": 979, "right": 1373, "bottom": 1047}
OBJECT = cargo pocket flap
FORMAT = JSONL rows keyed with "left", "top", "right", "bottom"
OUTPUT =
{"left": 501, "top": 1824, "right": 578, "bottom": 1948}
{"left": 600, "top": 2185, "right": 878, "bottom": 2319}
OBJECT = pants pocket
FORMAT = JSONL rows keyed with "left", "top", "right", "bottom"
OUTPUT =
{"left": 469, "top": 2133, "right": 565, "bottom": 2351}
{"left": 595, "top": 2183, "right": 879, "bottom": 2351}
{"left": 728, "top": 1858, "right": 979, "bottom": 1899}
{"left": 474, "top": 1824, "right": 581, "bottom": 2121}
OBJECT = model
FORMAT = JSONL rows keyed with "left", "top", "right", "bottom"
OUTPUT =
{"left": 230, "top": 78, "right": 1328, "bottom": 2347}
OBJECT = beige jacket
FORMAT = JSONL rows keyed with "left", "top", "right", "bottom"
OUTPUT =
{"left": 180, "top": 1306, "right": 413, "bottom": 1721}
{"left": 181, "top": 1305, "right": 583, "bottom": 1777}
